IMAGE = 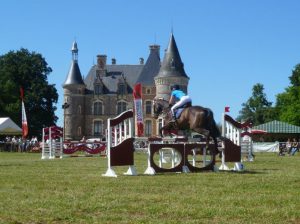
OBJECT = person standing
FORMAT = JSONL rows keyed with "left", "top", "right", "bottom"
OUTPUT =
{"left": 286, "top": 138, "right": 292, "bottom": 154}
{"left": 290, "top": 138, "right": 299, "bottom": 156}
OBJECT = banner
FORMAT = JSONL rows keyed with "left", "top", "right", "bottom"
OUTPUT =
{"left": 133, "top": 83, "right": 143, "bottom": 136}
{"left": 20, "top": 87, "right": 28, "bottom": 138}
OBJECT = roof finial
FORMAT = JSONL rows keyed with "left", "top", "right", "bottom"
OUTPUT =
{"left": 71, "top": 40, "right": 78, "bottom": 61}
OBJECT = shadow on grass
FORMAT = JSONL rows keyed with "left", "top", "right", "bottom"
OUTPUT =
{"left": 136, "top": 169, "right": 267, "bottom": 177}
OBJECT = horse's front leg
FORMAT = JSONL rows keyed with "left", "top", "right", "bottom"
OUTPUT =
{"left": 159, "top": 125, "right": 169, "bottom": 138}
{"left": 159, "top": 126, "right": 168, "bottom": 137}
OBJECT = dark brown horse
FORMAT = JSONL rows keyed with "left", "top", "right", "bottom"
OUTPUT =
{"left": 152, "top": 98, "right": 221, "bottom": 158}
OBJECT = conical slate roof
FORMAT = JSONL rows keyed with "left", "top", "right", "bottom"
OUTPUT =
{"left": 63, "top": 61, "right": 85, "bottom": 86}
{"left": 156, "top": 33, "right": 188, "bottom": 78}
{"left": 136, "top": 45, "right": 160, "bottom": 85}
{"left": 63, "top": 41, "right": 85, "bottom": 87}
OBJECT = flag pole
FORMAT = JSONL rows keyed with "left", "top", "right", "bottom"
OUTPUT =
{"left": 20, "top": 87, "right": 28, "bottom": 138}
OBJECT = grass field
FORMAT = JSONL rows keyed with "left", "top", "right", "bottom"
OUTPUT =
{"left": 0, "top": 152, "right": 299, "bottom": 224}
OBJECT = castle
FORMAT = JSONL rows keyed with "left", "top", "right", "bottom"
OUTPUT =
{"left": 63, "top": 33, "right": 189, "bottom": 140}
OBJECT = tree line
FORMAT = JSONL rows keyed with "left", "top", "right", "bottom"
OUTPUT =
{"left": 0, "top": 48, "right": 299, "bottom": 138}
{"left": 0, "top": 49, "right": 58, "bottom": 138}
{"left": 237, "top": 64, "right": 300, "bottom": 126}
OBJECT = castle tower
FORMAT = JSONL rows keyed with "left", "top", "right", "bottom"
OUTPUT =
{"left": 154, "top": 33, "right": 189, "bottom": 100}
{"left": 63, "top": 41, "right": 86, "bottom": 140}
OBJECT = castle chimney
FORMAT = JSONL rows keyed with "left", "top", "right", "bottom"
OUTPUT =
{"left": 150, "top": 44, "right": 160, "bottom": 53}
{"left": 97, "top": 55, "right": 107, "bottom": 69}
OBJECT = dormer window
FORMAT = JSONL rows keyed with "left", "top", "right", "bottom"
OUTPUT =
{"left": 95, "top": 84, "right": 102, "bottom": 95}
{"left": 118, "top": 83, "right": 126, "bottom": 95}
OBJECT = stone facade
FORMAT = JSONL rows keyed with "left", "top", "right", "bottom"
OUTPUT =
{"left": 63, "top": 33, "right": 189, "bottom": 140}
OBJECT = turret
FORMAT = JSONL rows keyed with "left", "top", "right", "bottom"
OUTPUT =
{"left": 154, "top": 33, "right": 189, "bottom": 100}
{"left": 62, "top": 41, "right": 86, "bottom": 140}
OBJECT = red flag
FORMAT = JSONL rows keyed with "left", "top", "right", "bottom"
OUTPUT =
{"left": 225, "top": 106, "right": 230, "bottom": 113}
{"left": 21, "top": 87, "right": 28, "bottom": 138}
{"left": 133, "top": 83, "right": 142, "bottom": 99}
{"left": 133, "top": 83, "right": 143, "bottom": 136}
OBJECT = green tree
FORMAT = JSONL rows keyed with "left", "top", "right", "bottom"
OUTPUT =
{"left": 237, "top": 83, "right": 275, "bottom": 125}
{"left": 0, "top": 48, "right": 58, "bottom": 138}
{"left": 275, "top": 64, "right": 300, "bottom": 126}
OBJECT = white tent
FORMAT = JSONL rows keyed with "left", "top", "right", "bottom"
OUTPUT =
{"left": 0, "top": 117, "right": 22, "bottom": 135}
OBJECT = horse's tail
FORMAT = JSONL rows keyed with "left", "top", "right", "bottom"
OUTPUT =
{"left": 207, "top": 109, "right": 221, "bottom": 138}
{"left": 206, "top": 109, "right": 221, "bottom": 155}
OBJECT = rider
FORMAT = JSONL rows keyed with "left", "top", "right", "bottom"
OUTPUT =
{"left": 169, "top": 84, "right": 192, "bottom": 122}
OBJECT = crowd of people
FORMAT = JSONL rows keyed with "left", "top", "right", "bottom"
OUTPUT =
{"left": 279, "top": 138, "right": 299, "bottom": 156}
{"left": 0, "top": 136, "right": 40, "bottom": 152}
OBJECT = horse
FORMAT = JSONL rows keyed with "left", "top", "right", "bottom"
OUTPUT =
{"left": 152, "top": 98, "right": 221, "bottom": 161}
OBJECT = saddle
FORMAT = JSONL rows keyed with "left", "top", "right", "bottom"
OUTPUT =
{"left": 174, "top": 102, "right": 192, "bottom": 110}
{"left": 173, "top": 102, "right": 192, "bottom": 119}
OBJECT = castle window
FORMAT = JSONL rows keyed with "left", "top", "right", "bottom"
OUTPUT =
{"left": 94, "top": 102, "right": 103, "bottom": 115}
{"left": 146, "top": 88, "right": 151, "bottom": 94}
{"left": 145, "top": 101, "right": 152, "bottom": 115}
{"left": 117, "top": 101, "right": 127, "bottom": 114}
{"left": 78, "top": 105, "right": 82, "bottom": 114}
{"left": 95, "top": 84, "right": 102, "bottom": 95}
{"left": 145, "top": 120, "right": 152, "bottom": 137}
{"left": 77, "top": 126, "right": 82, "bottom": 136}
{"left": 157, "top": 118, "right": 163, "bottom": 135}
{"left": 94, "top": 120, "right": 103, "bottom": 136}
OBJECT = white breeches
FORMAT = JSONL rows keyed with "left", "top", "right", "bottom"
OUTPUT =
{"left": 171, "top": 95, "right": 192, "bottom": 116}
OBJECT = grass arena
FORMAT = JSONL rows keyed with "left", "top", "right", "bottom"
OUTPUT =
{"left": 1, "top": 112, "right": 300, "bottom": 223}
{"left": 0, "top": 152, "right": 299, "bottom": 223}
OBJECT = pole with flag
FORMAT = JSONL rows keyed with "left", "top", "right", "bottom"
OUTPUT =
{"left": 133, "top": 83, "right": 144, "bottom": 137}
{"left": 222, "top": 106, "right": 230, "bottom": 138}
{"left": 20, "top": 87, "right": 28, "bottom": 138}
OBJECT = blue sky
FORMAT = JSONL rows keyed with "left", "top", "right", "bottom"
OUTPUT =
{"left": 1, "top": 0, "right": 300, "bottom": 126}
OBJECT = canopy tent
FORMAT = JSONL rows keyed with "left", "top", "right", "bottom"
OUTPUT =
{"left": 253, "top": 120, "right": 300, "bottom": 133}
{"left": 0, "top": 117, "right": 22, "bottom": 135}
{"left": 252, "top": 120, "right": 300, "bottom": 142}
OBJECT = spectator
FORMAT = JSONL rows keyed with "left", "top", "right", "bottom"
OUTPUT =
{"left": 278, "top": 142, "right": 285, "bottom": 156}
{"left": 289, "top": 138, "right": 299, "bottom": 156}
{"left": 80, "top": 136, "right": 86, "bottom": 142}
{"left": 11, "top": 136, "right": 18, "bottom": 152}
{"left": 5, "top": 136, "right": 11, "bottom": 142}
{"left": 18, "top": 137, "right": 22, "bottom": 152}
{"left": 21, "top": 137, "right": 27, "bottom": 152}
{"left": 286, "top": 138, "right": 292, "bottom": 154}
